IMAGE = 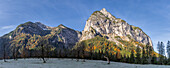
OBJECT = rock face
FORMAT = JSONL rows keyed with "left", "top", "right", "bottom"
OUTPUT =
{"left": 80, "top": 8, "right": 153, "bottom": 46}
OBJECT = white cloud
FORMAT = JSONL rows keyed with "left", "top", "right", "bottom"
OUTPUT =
{"left": 0, "top": 25, "right": 15, "bottom": 30}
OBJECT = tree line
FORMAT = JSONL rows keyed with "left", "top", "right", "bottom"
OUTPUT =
{"left": 2, "top": 37, "right": 170, "bottom": 65}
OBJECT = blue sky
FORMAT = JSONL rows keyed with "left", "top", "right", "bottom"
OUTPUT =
{"left": 0, "top": 0, "right": 170, "bottom": 53}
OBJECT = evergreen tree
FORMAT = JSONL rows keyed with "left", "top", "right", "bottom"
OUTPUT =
{"left": 100, "top": 50, "right": 104, "bottom": 60}
{"left": 58, "top": 49, "right": 61, "bottom": 58}
{"left": 146, "top": 45, "right": 149, "bottom": 60}
{"left": 167, "top": 41, "right": 170, "bottom": 61}
{"left": 89, "top": 43, "right": 93, "bottom": 60}
{"left": 123, "top": 55, "right": 127, "bottom": 62}
{"left": 145, "top": 44, "right": 153, "bottom": 64}
{"left": 157, "top": 41, "right": 165, "bottom": 64}
{"left": 81, "top": 41, "right": 86, "bottom": 62}
{"left": 135, "top": 45, "right": 141, "bottom": 64}
{"left": 126, "top": 56, "right": 130, "bottom": 63}
{"left": 151, "top": 54, "right": 157, "bottom": 64}
{"left": 142, "top": 47, "right": 148, "bottom": 64}
{"left": 130, "top": 49, "right": 135, "bottom": 63}
{"left": 149, "top": 45, "right": 153, "bottom": 64}
{"left": 3, "top": 38, "right": 8, "bottom": 62}
{"left": 82, "top": 47, "right": 85, "bottom": 61}
{"left": 76, "top": 50, "right": 80, "bottom": 62}
{"left": 98, "top": 50, "right": 101, "bottom": 59}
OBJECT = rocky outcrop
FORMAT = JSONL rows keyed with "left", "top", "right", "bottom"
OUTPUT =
{"left": 80, "top": 8, "right": 153, "bottom": 46}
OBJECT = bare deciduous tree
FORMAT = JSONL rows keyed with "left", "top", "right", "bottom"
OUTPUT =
{"left": 41, "top": 44, "right": 46, "bottom": 63}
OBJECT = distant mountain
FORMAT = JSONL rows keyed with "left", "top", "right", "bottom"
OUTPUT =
{"left": 0, "top": 22, "right": 81, "bottom": 57}
{"left": 0, "top": 8, "right": 154, "bottom": 58}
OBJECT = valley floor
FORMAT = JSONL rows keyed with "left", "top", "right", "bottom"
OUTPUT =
{"left": 0, "top": 58, "right": 170, "bottom": 68}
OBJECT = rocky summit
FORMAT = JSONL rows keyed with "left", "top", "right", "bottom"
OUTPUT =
{"left": 81, "top": 8, "right": 152, "bottom": 46}
{"left": 0, "top": 8, "right": 153, "bottom": 57}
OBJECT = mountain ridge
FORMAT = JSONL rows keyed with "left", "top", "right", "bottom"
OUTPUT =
{"left": 0, "top": 8, "right": 153, "bottom": 58}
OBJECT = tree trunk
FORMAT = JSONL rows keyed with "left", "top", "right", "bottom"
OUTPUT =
{"left": 104, "top": 56, "right": 110, "bottom": 64}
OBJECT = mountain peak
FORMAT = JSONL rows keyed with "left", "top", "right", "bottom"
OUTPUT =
{"left": 35, "top": 22, "right": 50, "bottom": 30}
{"left": 100, "top": 8, "right": 109, "bottom": 14}
{"left": 58, "top": 24, "right": 64, "bottom": 26}
{"left": 58, "top": 24, "right": 67, "bottom": 29}
{"left": 99, "top": 8, "right": 116, "bottom": 20}
{"left": 100, "top": 8, "right": 107, "bottom": 13}
{"left": 35, "top": 22, "right": 43, "bottom": 25}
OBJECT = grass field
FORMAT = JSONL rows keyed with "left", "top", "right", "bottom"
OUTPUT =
{"left": 0, "top": 58, "right": 170, "bottom": 68}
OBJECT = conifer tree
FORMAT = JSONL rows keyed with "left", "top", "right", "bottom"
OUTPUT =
{"left": 98, "top": 50, "right": 101, "bottom": 59}
{"left": 146, "top": 44, "right": 149, "bottom": 59}
{"left": 167, "top": 41, "right": 170, "bottom": 61}
{"left": 81, "top": 41, "right": 86, "bottom": 62}
{"left": 142, "top": 47, "right": 147, "bottom": 64}
{"left": 151, "top": 54, "right": 157, "bottom": 64}
{"left": 149, "top": 45, "right": 153, "bottom": 64}
{"left": 76, "top": 50, "right": 80, "bottom": 62}
{"left": 89, "top": 43, "right": 93, "bottom": 60}
{"left": 130, "top": 49, "right": 135, "bottom": 63}
{"left": 2, "top": 38, "right": 8, "bottom": 62}
{"left": 3, "top": 42, "right": 7, "bottom": 62}
{"left": 135, "top": 45, "right": 141, "bottom": 64}
{"left": 157, "top": 41, "right": 165, "bottom": 64}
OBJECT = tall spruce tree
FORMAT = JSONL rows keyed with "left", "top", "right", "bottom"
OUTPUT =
{"left": 167, "top": 41, "right": 170, "bottom": 61}
{"left": 157, "top": 41, "right": 165, "bottom": 64}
